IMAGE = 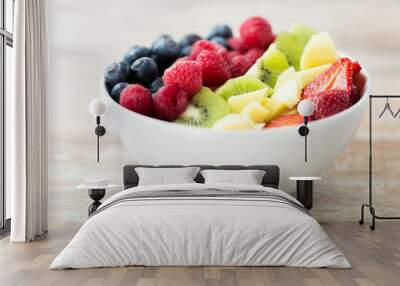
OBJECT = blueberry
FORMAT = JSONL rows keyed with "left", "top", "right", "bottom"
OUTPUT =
{"left": 130, "top": 57, "right": 158, "bottom": 85}
{"left": 122, "top": 45, "right": 150, "bottom": 65}
{"left": 180, "top": 45, "right": 192, "bottom": 57}
{"left": 150, "top": 77, "right": 164, "bottom": 94}
{"left": 179, "top": 34, "right": 201, "bottom": 48}
{"left": 151, "top": 35, "right": 180, "bottom": 64}
{"left": 105, "top": 62, "right": 130, "bottom": 90}
{"left": 110, "top": 82, "right": 129, "bottom": 103}
{"left": 210, "top": 36, "right": 230, "bottom": 50}
{"left": 206, "top": 24, "right": 233, "bottom": 39}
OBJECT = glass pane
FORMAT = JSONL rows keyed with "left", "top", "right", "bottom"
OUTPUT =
{"left": 6, "top": 0, "right": 14, "bottom": 33}
{"left": 5, "top": 44, "right": 12, "bottom": 219}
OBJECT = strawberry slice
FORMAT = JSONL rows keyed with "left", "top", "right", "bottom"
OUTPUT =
{"left": 302, "top": 58, "right": 356, "bottom": 99}
{"left": 266, "top": 114, "right": 303, "bottom": 128}
{"left": 301, "top": 57, "right": 362, "bottom": 119}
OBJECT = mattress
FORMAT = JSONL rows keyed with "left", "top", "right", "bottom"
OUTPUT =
{"left": 50, "top": 183, "right": 350, "bottom": 269}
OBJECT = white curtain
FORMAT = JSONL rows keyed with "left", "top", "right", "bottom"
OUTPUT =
{"left": 8, "top": 0, "right": 49, "bottom": 242}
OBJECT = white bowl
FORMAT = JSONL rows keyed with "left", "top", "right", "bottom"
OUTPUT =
{"left": 101, "top": 66, "right": 369, "bottom": 189}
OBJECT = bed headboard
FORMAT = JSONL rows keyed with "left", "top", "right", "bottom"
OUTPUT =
{"left": 123, "top": 165, "right": 280, "bottom": 189}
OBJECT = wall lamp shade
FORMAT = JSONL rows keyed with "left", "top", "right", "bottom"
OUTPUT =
{"left": 89, "top": 99, "right": 108, "bottom": 162}
{"left": 297, "top": 99, "right": 315, "bottom": 117}
{"left": 89, "top": 99, "right": 108, "bottom": 117}
{"left": 297, "top": 99, "right": 315, "bottom": 163}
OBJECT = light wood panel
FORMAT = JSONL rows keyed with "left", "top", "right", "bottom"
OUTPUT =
{"left": 1, "top": 222, "right": 399, "bottom": 286}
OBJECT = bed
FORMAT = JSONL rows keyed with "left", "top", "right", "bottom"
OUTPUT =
{"left": 50, "top": 165, "right": 350, "bottom": 269}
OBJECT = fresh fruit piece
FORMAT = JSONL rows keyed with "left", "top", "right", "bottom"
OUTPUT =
{"left": 266, "top": 114, "right": 303, "bottom": 128}
{"left": 209, "top": 36, "right": 230, "bottom": 49}
{"left": 261, "top": 97, "right": 286, "bottom": 123}
{"left": 123, "top": 45, "right": 151, "bottom": 65}
{"left": 110, "top": 82, "right": 129, "bottom": 103}
{"left": 120, "top": 84, "right": 154, "bottom": 116}
{"left": 151, "top": 35, "right": 180, "bottom": 64}
{"left": 190, "top": 40, "right": 227, "bottom": 59}
{"left": 240, "top": 16, "right": 274, "bottom": 49}
{"left": 207, "top": 24, "right": 233, "bottom": 40}
{"left": 180, "top": 45, "right": 192, "bottom": 57}
{"left": 296, "top": 64, "right": 331, "bottom": 90}
{"left": 302, "top": 58, "right": 358, "bottom": 100}
{"left": 175, "top": 56, "right": 191, "bottom": 64}
{"left": 272, "top": 79, "right": 300, "bottom": 109}
{"left": 228, "top": 88, "right": 271, "bottom": 113}
{"left": 227, "top": 37, "right": 250, "bottom": 53}
{"left": 150, "top": 77, "right": 164, "bottom": 94}
{"left": 163, "top": 60, "right": 202, "bottom": 96}
{"left": 130, "top": 57, "right": 159, "bottom": 85}
{"left": 212, "top": 114, "right": 255, "bottom": 130}
{"left": 105, "top": 62, "right": 131, "bottom": 90}
{"left": 197, "top": 50, "right": 231, "bottom": 87}
{"left": 312, "top": 89, "right": 349, "bottom": 119}
{"left": 274, "top": 32, "right": 303, "bottom": 70}
{"left": 350, "top": 83, "right": 360, "bottom": 105}
{"left": 216, "top": 75, "right": 270, "bottom": 101}
{"left": 241, "top": 101, "right": 270, "bottom": 123}
{"left": 275, "top": 66, "right": 296, "bottom": 89}
{"left": 175, "top": 87, "right": 230, "bottom": 128}
{"left": 154, "top": 84, "right": 189, "bottom": 121}
{"left": 226, "top": 51, "right": 241, "bottom": 61}
{"left": 286, "top": 108, "right": 299, "bottom": 115}
{"left": 245, "top": 49, "right": 264, "bottom": 65}
{"left": 289, "top": 23, "right": 316, "bottom": 47}
{"left": 228, "top": 55, "right": 252, "bottom": 77}
{"left": 246, "top": 44, "right": 290, "bottom": 87}
{"left": 300, "top": 32, "right": 337, "bottom": 70}
{"left": 179, "top": 34, "right": 201, "bottom": 48}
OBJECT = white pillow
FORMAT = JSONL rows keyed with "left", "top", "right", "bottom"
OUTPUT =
{"left": 200, "top": 169, "right": 266, "bottom": 185}
{"left": 135, "top": 167, "right": 200, "bottom": 186}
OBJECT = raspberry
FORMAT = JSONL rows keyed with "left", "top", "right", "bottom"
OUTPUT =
{"left": 226, "top": 51, "right": 241, "bottom": 62}
{"left": 162, "top": 60, "right": 202, "bottom": 96}
{"left": 228, "top": 55, "right": 252, "bottom": 77}
{"left": 227, "top": 37, "right": 251, "bottom": 53}
{"left": 154, "top": 84, "right": 190, "bottom": 121}
{"left": 245, "top": 48, "right": 264, "bottom": 64}
{"left": 190, "top": 40, "right": 227, "bottom": 60}
{"left": 120, "top": 84, "right": 154, "bottom": 116}
{"left": 174, "top": 56, "right": 191, "bottom": 64}
{"left": 197, "top": 50, "right": 231, "bottom": 87}
{"left": 312, "top": 89, "right": 350, "bottom": 119}
{"left": 240, "top": 16, "right": 274, "bottom": 49}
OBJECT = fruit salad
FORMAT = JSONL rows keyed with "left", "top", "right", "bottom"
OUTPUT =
{"left": 104, "top": 16, "right": 362, "bottom": 131}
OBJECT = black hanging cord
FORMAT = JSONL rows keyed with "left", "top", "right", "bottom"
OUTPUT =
{"left": 359, "top": 94, "right": 400, "bottom": 230}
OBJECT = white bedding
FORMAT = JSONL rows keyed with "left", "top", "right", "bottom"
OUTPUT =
{"left": 50, "top": 183, "right": 350, "bottom": 269}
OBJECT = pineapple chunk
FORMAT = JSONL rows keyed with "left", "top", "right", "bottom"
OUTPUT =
{"left": 296, "top": 64, "right": 331, "bottom": 90}
{"left": 300, "top": 32, "right": 337, "bottom": 70}
{"left": 275, "top": 66, "right": 296, "bottom": 89}
{"left": 261, "top": 97, "right": 287, "bottom": 123}
{"left": 227, "top": 88, "right": 271, "bottom": 113}
{"left": 213, "top": 114, "right": 255, "bottom": 131}
{"left": 241, "top": 101, "right": 270, "bottom": 123}
{"left": 271, "top": 79, "right": 301, "bottom": 109}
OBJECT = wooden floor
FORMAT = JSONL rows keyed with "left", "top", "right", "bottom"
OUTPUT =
{"left": 0, "top": 222, "right": 399, "bottom": 286}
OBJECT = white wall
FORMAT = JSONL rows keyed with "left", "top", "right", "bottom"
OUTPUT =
{"left": 47, "top": 0, "right": 400, "bottom": 221}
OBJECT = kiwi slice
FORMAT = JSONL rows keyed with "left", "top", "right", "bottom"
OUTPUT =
{"left": 289, "top": 23, "right": 316, "bottom": 47}
{"left": 275, "top": 32, "right": 303, "bottom": 71}
{"left": 216, "top": 76, "right": 270, "bottom": 101}
{"left": 175, "top": 87, "right": 230, "bottom": 128}
{"left": 256, "top": 44, "right": 290, "bottom": 87}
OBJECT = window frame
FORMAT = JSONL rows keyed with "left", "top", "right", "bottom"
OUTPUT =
{"left": 0, "top": 0, "right": 13, "bottom": 235}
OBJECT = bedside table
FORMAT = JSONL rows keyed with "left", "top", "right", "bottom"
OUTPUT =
{"left": 77, "top": 182, "right": 117, "bottom": 216}
{"left": 289, "top": 177, "right": 321, "bottom": 210}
